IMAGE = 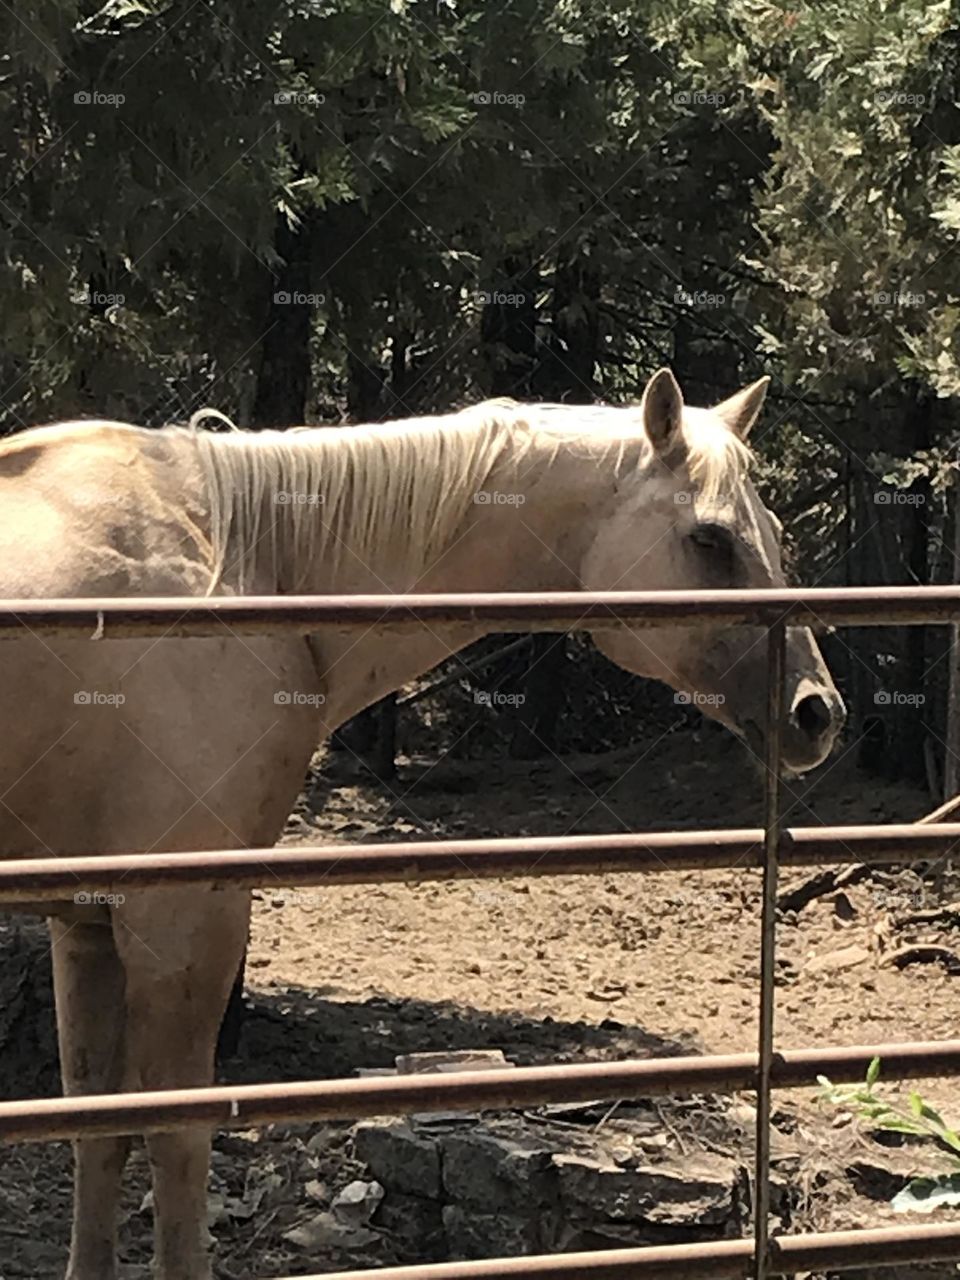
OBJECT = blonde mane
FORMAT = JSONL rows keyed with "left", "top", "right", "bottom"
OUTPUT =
{"left": 681, "top": 406, "right": 753, "bottom": 505}
{"left": 180, "top": 399, "right": 753, "bottom": 594}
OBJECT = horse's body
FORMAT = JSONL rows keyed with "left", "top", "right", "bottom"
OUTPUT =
{"left": 0, "top": 370, "right": 844, "bottom": 1279}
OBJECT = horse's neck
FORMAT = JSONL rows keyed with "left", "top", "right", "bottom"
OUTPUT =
{"left": 308, "top": 436, "right": 624, "bottom": 729}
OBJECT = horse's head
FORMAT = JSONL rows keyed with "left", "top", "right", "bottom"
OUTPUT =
{"left": 582, "top": 368, "right": 845, "bottom": 774}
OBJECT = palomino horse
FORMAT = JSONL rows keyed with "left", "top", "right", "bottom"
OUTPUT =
{"left": 0, "top": 368, "right": 843, "bottom": 1279}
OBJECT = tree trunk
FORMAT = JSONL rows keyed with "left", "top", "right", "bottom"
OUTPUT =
{"left": 897, "top": 395, "right": 933, "bottom": 785}
{"left": 250, "top": 213, "right": 314, "bottom": 428}
{"left": 480, "top": 259, "right": 539, "bottom": 397}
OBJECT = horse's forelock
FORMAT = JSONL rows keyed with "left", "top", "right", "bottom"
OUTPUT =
{"left": 682, "top": 407, "right": 754, "bottom": 505}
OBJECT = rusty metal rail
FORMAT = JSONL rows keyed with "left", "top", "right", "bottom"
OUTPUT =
{"left": 0, "top": 823, "right": 958, "bottom": 900}
{"left": 3, "top": 584, "right": 960, "bottom": 639}
{"left": 1, "top": 1040, "right": 959, "bottom": 1144}
{"left": 275, "top": 1223, "right": 960, "bottom": 1279}
{"left": 2, "top": 588, "right": 960, "bottom": 1279}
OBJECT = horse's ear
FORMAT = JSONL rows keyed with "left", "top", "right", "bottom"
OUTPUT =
{"left": 642, "top": 367, "right": 684, "bottom": 455}
{"left": 713, "top": 376, "right": 770, "bottom": 440}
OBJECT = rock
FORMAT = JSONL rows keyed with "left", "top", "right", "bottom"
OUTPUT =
{"left": 805, "top": 944, "right": 872, "bottom": 973}
{"left": 354, "top": 1119, "right": 443, "bottom": 1199}
{"left": 635, "top": 1132, "right": 671, "bottom": 1154}
{"left": 332, "top": 1179, "right": 385, "bottom": 1225}
{"left": 395, "top": 1049, "right": 511, "bottom": 1074}
{"left": 440, "top": 1127, "right": 558, "bottom": 1209}
{"left": 375, "top": 1192, "right": 445, "bottom": 1259}
{"left": 442, "top": 1203, "right": 543, "bottom": 1260}
{"left": 553, "top": 1151, "right": 741, "bottom": 1226}
{"left": 282, "top": 1210, "right": 380, "bottom": 1251}
{"left": 833, "top": 891, "right": 856, "bottom": 921}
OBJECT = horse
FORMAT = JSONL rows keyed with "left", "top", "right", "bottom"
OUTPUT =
{"left": 0, "top": 367, "right": 844, "bottom": 1279}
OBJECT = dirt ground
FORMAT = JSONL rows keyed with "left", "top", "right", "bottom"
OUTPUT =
{"left": 1, "top": 721, "right": 960, "bottom": 1278}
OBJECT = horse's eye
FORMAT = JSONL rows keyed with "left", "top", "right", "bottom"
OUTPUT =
{"left": 689, "top": 523, "right": 731, "bottom": 552}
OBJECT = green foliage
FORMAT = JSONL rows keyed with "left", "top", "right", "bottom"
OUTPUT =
{"left": 819, "top": 1058, "right": 960, "bottom": 1212}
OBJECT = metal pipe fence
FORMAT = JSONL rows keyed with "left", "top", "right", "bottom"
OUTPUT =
{"left": 274, "top": 1223, "right": 960, "bottom": 1280}
{"left": 2, "top": 1040, "right": 960, "bottom": 1144}
{"left": 2, "top": 587, "right": 959, "bottom": 1280}
{"left": 3, "top": 823, "right": 960, "bottom": 899}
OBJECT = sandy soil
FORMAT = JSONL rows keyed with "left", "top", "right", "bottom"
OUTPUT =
{"left": 257, "top": 728, "right": 957, "bottom": 1076}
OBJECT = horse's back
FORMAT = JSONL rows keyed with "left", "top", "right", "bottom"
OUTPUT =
{"left": 0, "top": 419, "right": 207, "bottom": 598}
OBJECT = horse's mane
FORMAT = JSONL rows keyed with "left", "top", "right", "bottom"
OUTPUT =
{"left": 178, "top": 399, "right": 752, "bottom": 594}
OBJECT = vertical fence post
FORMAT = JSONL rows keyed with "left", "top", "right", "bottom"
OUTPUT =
{"left": 755, "top": 620, "right": 786, "bottom": 1280}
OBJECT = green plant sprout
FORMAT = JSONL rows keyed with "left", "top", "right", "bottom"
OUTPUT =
{"left": 818, "top": 1057, "right": 960, "bottom": 1213}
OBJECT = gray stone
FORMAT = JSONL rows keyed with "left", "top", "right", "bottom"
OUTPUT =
{"left": 554, "top": 1151, "right": 740, "bottom": 1225}
{"left": 442, "top": 1203, "right": 543, "bottom": 1260}
{"left": 332, "top": 1179, "right": 385, "bottom": 1225}
{"left": 375, "top": 1191, "right": 446, "bottom": 1260}
{"left": 440, "top": 1127, "right": 558, "bottom": 1210}
{"left": 805, "top": 943, "right": 871, "bottom": 973}
{"left": 282, "top": 1210, "right": 381, "bottom": 1251}
{"left": 396, "top": 1049, "right": 512, "bottom": 1074}
{"left": 353, "top": 1119, "right": 442, "bottom": 1200}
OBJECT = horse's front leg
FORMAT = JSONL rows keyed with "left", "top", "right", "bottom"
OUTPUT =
{"left": 114, "top": 887, "right": 250, "bottom": 1280}
{"left": 50, "top": 916, "right": 131, "bottom": 1280}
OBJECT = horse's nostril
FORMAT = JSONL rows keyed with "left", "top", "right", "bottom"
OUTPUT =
{"left": 795, "top": 693, "right": 833, "bottom": 741}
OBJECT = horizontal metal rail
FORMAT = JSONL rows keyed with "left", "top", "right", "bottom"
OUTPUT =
{"left": 272, "top": 1222, "right": 960, "bottom": 1279}
{"left": 3, "top": 585, "right": 960, "bottom": 639}
{"left": 3, "top": 823, "right": 959, "bottom": 901}
{"left": 1, "top": 1040, "right": 958, "bottom": 1144}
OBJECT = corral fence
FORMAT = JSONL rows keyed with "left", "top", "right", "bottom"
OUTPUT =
{"left": 2, "top": 586, "right": 960, "bottom": 1280}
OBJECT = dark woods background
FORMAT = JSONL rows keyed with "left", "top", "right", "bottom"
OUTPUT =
{"left": 4, "top": 0, "right": 960, "bottom": 787}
